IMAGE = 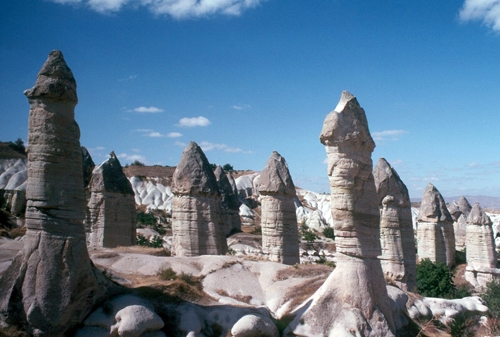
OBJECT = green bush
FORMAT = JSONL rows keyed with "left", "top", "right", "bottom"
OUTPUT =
{"left": 136, "top": 234, "right": 164, "bottom": 248}
{"left": 482, "top": 280, "right": 500, "bottom": 320}
{"left": 300, "top": 223, "right": 318, "bottom": 243}
{"left": 136, "top": 211, "right": 157, "bottom": 226}
{"left": 322, "top": 227, "right": 335, "bottom": 240}
{"left": 416, "top": 259, "right": 455, "bottom": 298}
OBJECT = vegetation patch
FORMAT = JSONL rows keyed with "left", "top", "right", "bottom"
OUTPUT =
{"left": 416, "top": 259, "right": 470, "bottom": 299}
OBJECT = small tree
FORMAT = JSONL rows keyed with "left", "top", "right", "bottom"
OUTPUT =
{"left": 416, "top": 258, "right": 455, "bottom": 298}
{"left": 131, "top": 160, "right": 145, "bottom": 166}
{"left": 222, "top": 163, "right": 234, "bottom": 172}
{"left": 322, "top": 227, "right": 335, "bottom": 240}
{"left": 8, "top": 138, "right": 26, "bottom": 154}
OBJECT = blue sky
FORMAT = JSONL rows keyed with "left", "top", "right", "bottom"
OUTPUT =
{"left": 1, "top": 0, "right": 500, "bottom": 199}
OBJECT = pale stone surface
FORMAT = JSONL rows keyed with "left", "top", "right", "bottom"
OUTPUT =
{"left": 285, "top": 91, "right": 395, "bottom": 336}
{"left": 466, "top": 202, "right": 497, "bottom": 270}
{"left": 417, "top": 183, "right": 456, "bottom": 268}
{"left": 86, "top": 152, "right": 136, "bottom": 248}
{"left": 0, "top": 50, "right": 110, "bottom": 336}
{"left": 449, "top": 196, "right": 472, "bottom": 251}
{"left": 373, "top": 157, "right": 417, "bottom": 292}
{"left": 76, "top": 295, "right": 165, "bottom": 337}
{"left": 231, "top": 314, "right": 279, "bottom": 337}
{"left": 257, "top": 151, "right": 299, "bottom": 265}
{"left": 214, "top": 165, "right": 241, "bottom": 236}
{"left": 171, "top": 141, "right": 227, "bottom": 256}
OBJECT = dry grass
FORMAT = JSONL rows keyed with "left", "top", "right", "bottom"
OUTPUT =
{"left": 93, "top": 252, "right": 119, "bottom": 259}
{"left": 8, "top": 227, "right": 26, "bottom": 239}
{"left": 112, "top": 245, "right": 170, "bottom": 256}
{"left": 215, "top": 289, "right": 252, "bottom": 304}
{"left": 274, "top": 264, "right": 333, "bottom": 281}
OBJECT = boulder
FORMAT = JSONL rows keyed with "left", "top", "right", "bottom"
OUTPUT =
{"left": 417, "top": 183, "right": 456, "bottom": 268}
{"left": 0, "top": 50, "right": 111, "bottom": 336}
{"left": 257, "top": 151, "right": 300, "bottom": 265}
{"left": 285, "top": 91, "right": 395, "bottom": 336}
{"left": 86, "top": 152, "right": 136, "bottom": 248}
{"left": 171, "top": 141, "right": 227, "bottom": 256}
{"left": 373, "top": 157, "right": 416, "bottom": 292}
{"left": 231, "top": 314, "right": 278, "bottom": 337}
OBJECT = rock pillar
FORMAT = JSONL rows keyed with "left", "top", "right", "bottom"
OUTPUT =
{"left": 0, "top": 51, "right": 110, "bottom": 336}
{"left": 257, "top": 151, "right": 300, "bottom": 265}
{"left": 86, "top": 152, "right": 136, "bottom": 248}
{"left": 416, "top": 183, "right": 456, "bottom": 268}
{"left": 171, "top": 141, "right": 227, "bottom": 256}
{"left": 214, "top": 165, "right": 242, "bottom": 236}
{"left": 373, "top": 157, "right": 417, "bottom": 292}
{"left": 285, "top": 91, "right": 395, "bottom": 336}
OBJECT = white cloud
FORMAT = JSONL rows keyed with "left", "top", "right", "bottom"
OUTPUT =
{"left": 232, "top": 104, "right": 251, "bottom": 110}
{"left": 459, "top": 0, "right": 500, "bottom": 32}
{"left": 199, "top": 141, "right": 243, "bottom": 153}
{"left": 371, "top": 129, "right": 408, "bottom": 142}
{"left": 147, "top": 132, "right": 164, "bottom": 138}
{"left": 167, "top": 132, "right": 183, "bottom": 138}
{"left": 177, "top": 116, "right": 211, "bottom": 127}
{"left": 48, "top": 0, "right": 265, "bottom": 18}
{"left": 117, "top": 152, "right": 147, "bottom": 163}
{"left": 133, "top": 106, "right": 164, "bottom": 113}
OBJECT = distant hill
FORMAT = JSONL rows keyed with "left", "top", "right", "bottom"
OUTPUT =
{"left": 0, "top": 141, "right": 26, "bottom": 160}
{"left": 411, "top": 195, "right": 500, "bottom": 210}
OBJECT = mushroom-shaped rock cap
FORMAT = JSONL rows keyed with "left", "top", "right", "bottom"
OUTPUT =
{"left": 90, "top": 152, "right": 134, "bottom": 194}
{"left": 24, "top": 50, "right": 77, "bottom": 103}
{"left": 467, "top": 202, "right": 492, "bottom": 225}
{"left": 447, "top": 201, "right": 462, "bottom": 221}
{"left": 458, "top": 196, "right": 472, "bottom": 218}
{"left": 214, "top": 165, "right": 241, "bottom": 209}
{"left": 319, "top": 91, "right": 375, "bottom": 152}
{"left": 373, "top": 157, "right": 410, "bottom": 207}
{"left": 257, "top": 151, "right": 296, "bottom": 197}
{"left": 172, "top": 141, "right": 220, "bottom": 197}
{"left": 417, "top": 183, "right": 453, "bottom": 223}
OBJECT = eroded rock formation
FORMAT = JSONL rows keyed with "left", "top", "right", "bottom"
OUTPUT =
{"left": 0, "top": 50, "right": 111, "bottom": 335}
{"left": 214, "top": 165, "right": 242, "bottom": 236}
{"left": 449, "top": 196, "right": 472, "bottom": 251}
{"left": 373, "top": 157, "right": 417, "bottom": 291}
{"left": 285, "top": 91, "right": 395, "bottom": 336}
{"left": 464, "top": 202, "right": 499, "bottom": 287}
{"left": 86, "top": 152, "right": 136, "bottom": 248}
{"left": 417, "top": 183, "right": 456, "bottom": 268}
{"left": 257, "top": 151, "right": 299, "bottom": 265}
{"left": 171, "top": 141, "right": 227, "bottom": 256}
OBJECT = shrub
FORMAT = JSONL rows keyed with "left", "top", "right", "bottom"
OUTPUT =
{"left": 416, "top": 258, "right": 455, "bottom": 298}
{"left": 300, "top": 223, "right": 318, "bottom": 243}
{"left": 157, "top": 267, "right": 177, "bottom": 280}
{"left": 130, "top": 159, "right": 145, "bottom": 166}
{"left": 482, "top": 280, "right": 500, "bottom": 322}
{"left": 136, "top": 211, "right": 157, "bottom": 226}
{"left": 136, "top": 234, "right": 163, "bottom": 248}
{"left": 222, "top": 163, "right": 234, "bottom": 172}
{"left": 7, "top": 138, "right": 26, "bottom": 155}
{"left": 322, "top": 227, "right": 335, "bottom": 240}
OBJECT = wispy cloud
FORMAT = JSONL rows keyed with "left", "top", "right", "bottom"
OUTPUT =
{"left": 118, "top": 74, "right": 138, "bottom": 82}
{"left": 371, "top": 129, "right": 408, "bottom": 142}
{"left": 232, "top": 104, "right": 251, "bottom": 110}
{"left": 177, "top": 116, "right": 211, "bottom": 127}
{"left": 133, "top": 106, "right": 164, "bottom": 113}
{"left": 459, "top": 0, "right": 500, "bottom": 32}
{"left": 199, "top": 141, "right": 248, "bottom": 153}
{"left": 167, "top": 132, "right": 183, "bottom": 138}
{"left": 117, "top": 152, "right": 147, "bottom": 164}
{"left": 48, "top": 0, "right": 265, "bottom": 18}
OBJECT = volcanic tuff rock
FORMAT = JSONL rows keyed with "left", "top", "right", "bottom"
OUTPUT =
{"left": 285, "top": 91, "right": 395, "bottom": 336}
{"left": 449, "top": 196, "right": 472, "bottom": 251}
{"left": 257, "top": 151, "right": 300, "bottom": 265}
{"left": 86, "top": 152, "right": 136, "bottom": 248}
{"left": 214, "top": 165, "right": 242, "bottom": 236}
{"left": 417, "top": 183, "right": 456, "bottom": 268}
{"left": 466, "top": 202, "right": 497, "bottom": 269}
{"left": 81, "top": 146, "right": 95, "bottom": 188}
{"left": 0, "top": 51, "right": 111, "bottom": 336}
{"left": 373, "top": 157, "right": 417, "bottom": 292}
{"left": 171, "top": 141, "right": 227, "bottom": 256}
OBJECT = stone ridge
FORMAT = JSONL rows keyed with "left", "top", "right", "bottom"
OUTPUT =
{"left": 171, "top": 141, "right": 220, "bottom": 197}
{"left": 319, "top": 90, "right": 375, "bottom": 153}
{"left": 257, "top": 151, "right": 296, "bottom": 197}
{"left": 24, "top": 50, "right": 77, "bottom": 103}
{"left": 417, "top": 183, "right": 453, "bottom": 223}
{"left": 89, "top": 152, "right": 134, "bottom": 195}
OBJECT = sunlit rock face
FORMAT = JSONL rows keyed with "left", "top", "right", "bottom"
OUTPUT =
{"left": 448, "top": 196, "right": 472, "bottom": 252}
{"left": 285, "top": 91, "right": 395, "bottom": 336}
{"left": 417, "top": 183, "right": 456, "bottom": 268}
{"left": 0, "top": 51, "right": 110, "bottom": 336}
{"left": 86, "top": 152, "right": 136, "bottom": 248}
{"left": 257, "top": 151, "right": 299, "bottom": 265}
{"left": 214, "top": 165, "right": 242, "bottom": 236}
{"left": 373, "top": 157, "right": 416, "bottom": 292}
{"left": 171, "top": 141, "right": 227, "bottom": 257}
{"left": 466, "top": 202, "right": 497, "bottom": 269}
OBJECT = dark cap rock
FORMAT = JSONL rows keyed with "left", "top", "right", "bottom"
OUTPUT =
{"left": 89, "top": 152, "right": 133, "bottom": 194}
{"left": 417, "top": 183, "right": 452, "bottom": 223}
{"left": 24, "top": 50, "right": 77, "bottom": 103}
{"left": 467, "top": 202, "right": 492, "bottom": 225}
{"left": 257, "top": 151, "right": 296, "bottom": 197}
{"left": 373, "top": 157, "right": 410, "bottom": 207}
